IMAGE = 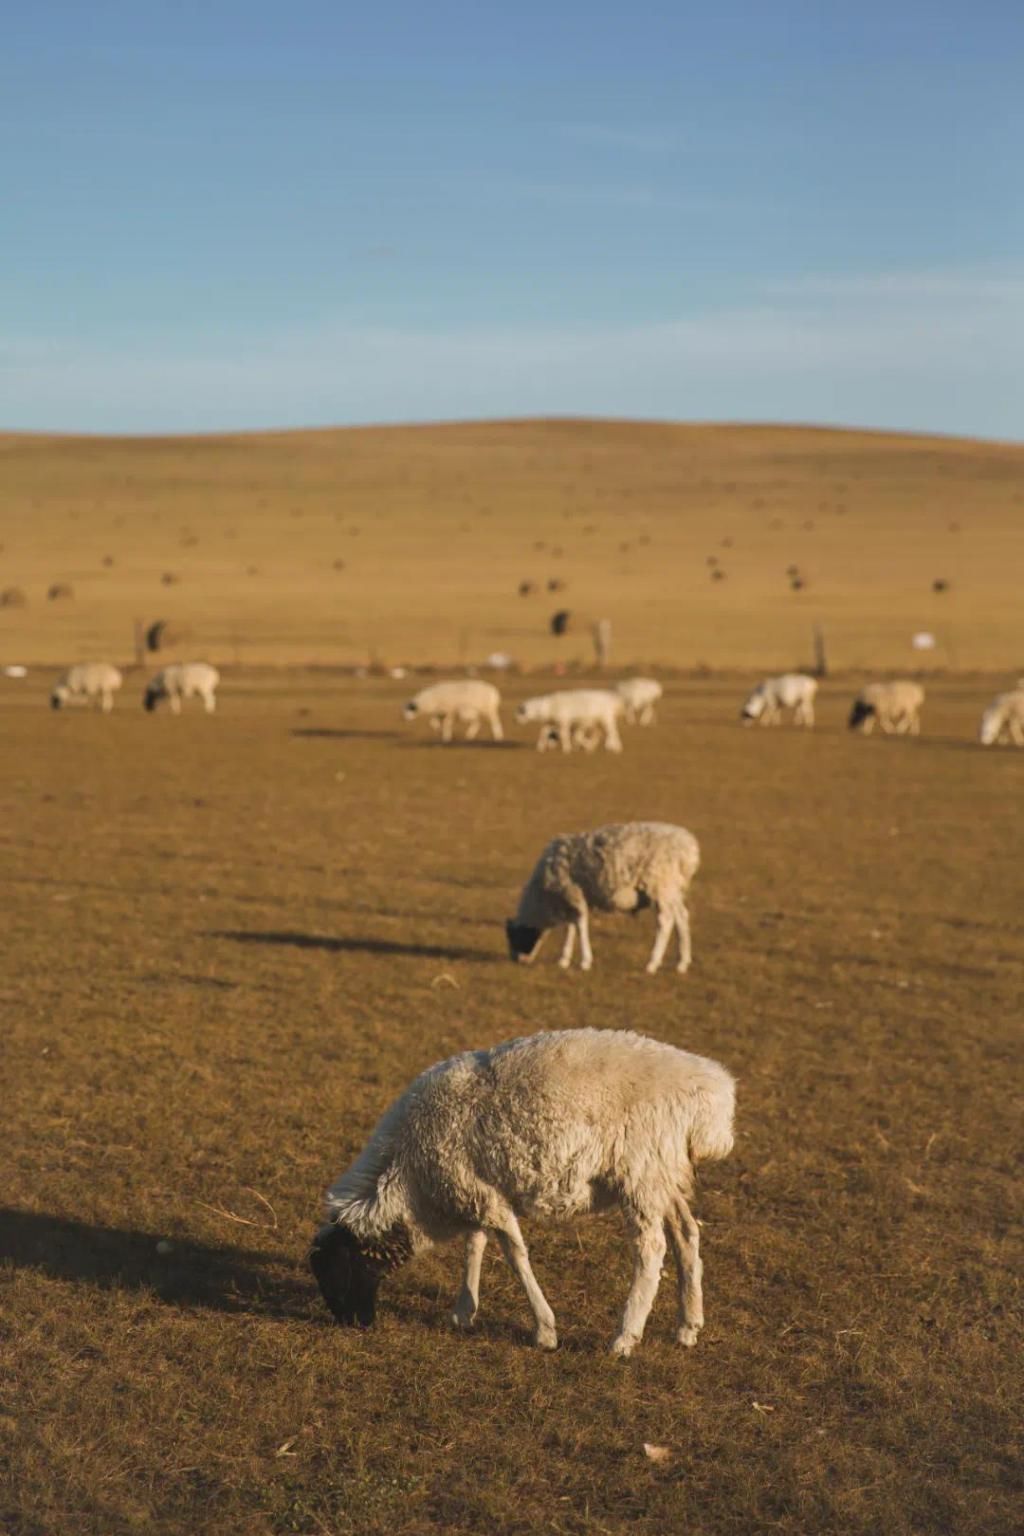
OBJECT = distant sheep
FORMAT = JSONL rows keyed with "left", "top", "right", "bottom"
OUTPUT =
{"left": 143, "top": 662, "right": 220, "bottom": 714}
{"left": 402, "top": 679, "right": 502, "bottom": 743}
{"left": 47, "top": 583, "right": 74, "bottom": 601}
{"left": 311, "top": 1028, "right": 735, "bottom": 1356}
{"left": 979, "top": 689, "right": 1024, "bottom": 746}
{"left": 51, "top": 662, "right": 123, "bottom": 713}
{"left": 848, "top": 681, "right": 924, "bottom": 736}
{"left": 506, "top": 821, "right": 700, "bottom": 974}
{"left": 616, "top": 676, "right": 663, "bottom": 726}
{"left": 741, "top": 673, "right": 818, "bottom": 728}
{"left": 516, "top": 689, "right": 624, "bottom": 753}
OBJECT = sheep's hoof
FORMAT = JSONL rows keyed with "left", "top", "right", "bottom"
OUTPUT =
{"left": 579, "top": 959, "right": 593, "bottom": 972}
{"left": 535, "top": 1325, "right": 558, "bottom": 1350}
{"left": 644, "top": 962, "right": 660, "bottom": 975}
{"left": 609, "top": 1334, "right": 637, "bottom": 1359}
{"left": 675, "top": 962, "right": 691, "bottom": 975}
{"left": 676, "top": 1325, "right": 701, "bottom": 1348}
{"left": 557, "top": 957, "right": 572, "bottom": 970}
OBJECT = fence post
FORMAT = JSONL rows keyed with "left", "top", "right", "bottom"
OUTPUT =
{"left": 812, "top": 624, "right": 828, "bottom": 678}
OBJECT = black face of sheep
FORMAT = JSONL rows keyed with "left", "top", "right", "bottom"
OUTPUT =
{"left": 143, "top": 687, "right": 160, "bottom": 712}
{"left": 50, "top": 691, "right": 64, "bottom": 711}
{"left": 309, "top": 1222, "right": 382, "bottom": 1327}
{"left": 848, "top": 700, "right": 874, "bottom": 731}
{"left": 402, "top": 700, "right": 419, "bottom": 720}
{"left": 506, "top": 920, "right": 543, "bottom": 963}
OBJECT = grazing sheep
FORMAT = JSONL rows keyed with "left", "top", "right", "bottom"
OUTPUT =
{"left": 143, "top": 661, "right": 220, "bottom": 714}
{"left": 516, "top": 689, "right": 624, "bottom": 753}
{"left": 506, "top": 821, "right": 700, "bottom": 974}
{"left": 50, "top": 662, "right": 123, "bottom": 713}
{"left": 979, "top": 688, "right": 1024, "bottom": 746}
{"left": 402, "top": 679, "right": 503, "bottom": 743}
{"left": 311, "top": 1028, "right": 735, "bottom": 1356}
{"left": 616, "top": 676, "right": 663, "bottom": 726}
{"left": 741, "top": 673, "right": 818, "bottom": 728}
{"left": 848, "top": 680, "right": 925, "bottom": 735}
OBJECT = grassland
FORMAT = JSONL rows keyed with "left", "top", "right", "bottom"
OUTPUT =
{"left": 2, "top": 669, "right": 1021, "bottom": 1536}
{"left": 2, "top": 420, "right": 1023, "bottom": 672}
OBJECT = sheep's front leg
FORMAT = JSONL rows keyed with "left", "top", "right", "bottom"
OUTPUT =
{"left": 645, "top": 904, "right": 675, "bottom": 974}
{"left": 440, "top": 713, "right": 454, "bottom": 742}
{"left": 464, "top": 716, "right": 481, "bottom": 740}
{"left": 169, "top": 693, "right": 182, "bottom": 715}
{"left": 1009, "top": 717, "right": 1024, "bottom": 746}
{"left": 610, "top": 1219, "right": 667, "bottom": 1357}
{"left": 452, "top": 1229, "right": 487, "bottom": 1330}
{"left": 666, "top": 1197, "right": 703, "bottom": 1346}
{"left": 576, "top": 909, "right": 593, "bottom": 970}
{"left": 604, "top": 720, "right": 623, "bottom": 752}
{"left": 558, "top": 923, "right": 577, "bottom": 969}
{"left": 559, "top": 721, "right": 573, "bottom": 753}
{"left": 203, "top": 690, "right": 216, "bottom": 714}
{"left": 489, "top": 710, "right": 503, "bottom": 741}
{"left": 493, "top": 1216, "right": 558, "bottom": 1349}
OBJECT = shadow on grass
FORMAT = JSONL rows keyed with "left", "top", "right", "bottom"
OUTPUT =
{"left": 0, "top": 1208, "right": 312, "bottom": 1320}
{"left": 290, "top": 727, "right": 401, "bottom": 740}
{"left": 206, "top": 929, "right": 494, "bottom": 962}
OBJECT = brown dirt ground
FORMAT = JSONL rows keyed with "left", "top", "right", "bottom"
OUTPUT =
{"left": 2, "top": 420, "right": 1023, "bottom": 671}
{"left": 2, "top": 672, "right": 1021, "bottom": 1535}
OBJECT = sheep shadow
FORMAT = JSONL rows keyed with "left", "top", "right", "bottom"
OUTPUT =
{"left": 0, "top": 1208, "right": 311, "bottom": 1321}
{"left": 206, "top": 929, "right": 495, "bottom": 963}
{"left": 290, "top": 728, "right": 401, "bottom": 740}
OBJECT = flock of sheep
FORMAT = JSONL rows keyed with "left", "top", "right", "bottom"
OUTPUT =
{"left": 42, "top": 655, "right": 1021, "bottom": 1352}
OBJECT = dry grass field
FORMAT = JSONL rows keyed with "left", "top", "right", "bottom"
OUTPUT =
{"left": 2, "top": 668, "right": 1021, "bottom": 1536}
{"left": 2, "top": 420, "right": 1023, "bottom": 672}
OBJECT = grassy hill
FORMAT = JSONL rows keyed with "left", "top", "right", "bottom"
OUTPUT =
{"left": 1, "top": 419, "right": 1022, "bottom": 671}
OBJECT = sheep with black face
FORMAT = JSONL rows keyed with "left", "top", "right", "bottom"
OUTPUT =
{"left": 506, "top": 821, "right": 700, "bottom": 974}
{"left": 311, "top": 1028, "right": 735, "bottom": 1356}
{"left": 143, "top": 661, "right": 220, "bottom": 715}
{"left": 50, "top": 661, "right": 123, "bottom": 713}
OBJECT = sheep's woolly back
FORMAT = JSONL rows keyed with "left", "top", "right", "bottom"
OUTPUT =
{"left": 407, "top": 679, "right": 500, "bottom": 714}
{"left": 516, "top": 821, "right": 699, "bottom": 929}
{"left": 857, "top": 680, "right": 924, "bottom": 712}
{"left": 516, "top": 689, "right": 623, "bottom": 723}
{"left": 58, "top": 662, "right": 123, "bottom": 694}
{"left": 152, "top": 661, "right": 220, "bottom": 692}
{"left": 325, "top": 1029, "right": 734, "bottom": 1239}
{"left": 616, "top": 677, "right": 662, "bottom": 708}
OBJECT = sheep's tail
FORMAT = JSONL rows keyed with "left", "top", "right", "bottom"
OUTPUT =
{"left": 687, "top": 1068, "right": 736, "bottom": 1164}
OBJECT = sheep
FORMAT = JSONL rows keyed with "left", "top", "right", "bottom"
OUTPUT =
{"left": 979, "top": 688, "right": 1024, "bottom": 746}
{"left": 401, "top": 679, "right": 503, "bottom": 743}
{"left": 50, "top": 662, "right": 123, "bottom": 713}
{"left": 311, "top": 1028, "right": 735, "bottom": 1357}
{"left": 143, "top": 661, "right": 220, "bottom": 714}
{"left": 741, "top": 673, "right": 818, "bottom": 728}
{"left": 516, "top": 689, "right": 624, "bottom": 753}
{"left": 616, "top": 676, "right": 663, "bottom": 726}
{"left": 506, "top": 821, "right": 700, "bottom": 974}
{"left": 848, "top": 680, "right": 925, "bottom": 735}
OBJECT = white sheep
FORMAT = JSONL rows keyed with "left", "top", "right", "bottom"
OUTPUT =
{"left": 741, "top": 673, "right": 817, "bottom": 728}
{"left": 848, "top": 680, "right": 924, "bottom": 735}
{"left": 516, "top": 689, "right": 624, "bottom": 753}
{"left": 506, "top": 821, "right": 700, "bottom": 974}
{"left": 616, "top": 676, "right": 663, "bottom": 726}
{"left": 50, "top": 662, "right": 123, "bottom": 713}
{"left": 979, "top": 688, "right": 1024, "bottom": 746}
{"left": 311, "top": 1028, "right": 735, "bottom": 1357}
{"left": 402, "top": 680, "right": 503, "bottom": 743}
{"left": 143, "top": 661, "right": 220, "bottom": 714}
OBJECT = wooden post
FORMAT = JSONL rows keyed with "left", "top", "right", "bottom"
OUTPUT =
{"left": 812, "top": 624, "right": 828, "bottom": 678}
{"left": 592, "top": 618, "right": 612, "bottom": 668}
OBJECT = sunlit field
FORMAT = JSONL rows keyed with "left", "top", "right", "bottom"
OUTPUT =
{"left": 3, "top": 669, "right": 1021, "bottom": 1535}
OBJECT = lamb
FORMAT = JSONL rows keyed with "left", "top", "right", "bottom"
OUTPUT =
{"left": 979, "top": 688, "right": 1024, "bottom": 746}
{"left": 50, "top": 662, "right": 123, "bottom": 713}
{"left": 848, "top": 680, "right": 924, "bottom": 735}
{"left": 616, "top": 676, "right": 663, "bottom": 726}
{"left": 402, "top": 680, "right": 503, "bottom": 743}
{"left": 741, "top": 673, "right": 817, "bottom": 728}
{"left": 311, "top": 1028, "right": 735, "bottom": 1357}
{"left": 506, "top": 821, "right": 700, "bottom": 974}
{"left": 143, "top": 661, "right": 220, "bottom": 714}
{"left": 516, "top": 689, "right": 624, "bottom": 753}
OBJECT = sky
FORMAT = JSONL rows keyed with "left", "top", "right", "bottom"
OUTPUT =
{"left": 3, "top": 1, "right": 1022, "bottom": 437}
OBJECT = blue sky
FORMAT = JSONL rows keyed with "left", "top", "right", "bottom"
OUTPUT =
{"left": 3, "top": 2, "right": 1022, "bottom": 436}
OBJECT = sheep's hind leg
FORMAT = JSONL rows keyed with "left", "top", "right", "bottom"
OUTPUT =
{"left": 610, "top": 1217, "right": 667, "bottom": 1357}
{"left": 489, "top": 710, "right": 503, "bottom": 741}
{"left": 464, "top": 716, "right": 480, "bottom": 740}
{"left": 645, "top": 904, "right": 675, "bottom": 974}
{"left": 452, "top": 1229, "right": 487, "bottom": 1330}
{"left": 665, "top": 1196, "right": 703, "bottom": 1346}
{"left": 493, "top": 1215, "right": 558, "bottom": 1349}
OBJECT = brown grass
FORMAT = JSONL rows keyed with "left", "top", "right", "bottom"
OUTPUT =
{"left": 2, "top": 672, "right": 1021, "bottom": 1535}
{"left": 1, "top": 420, "right": 1023, "bottom": 670}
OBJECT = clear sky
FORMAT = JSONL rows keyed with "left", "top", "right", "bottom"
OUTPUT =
{"left": 3, "top": 1, "right": 1022, "bottom": 437}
